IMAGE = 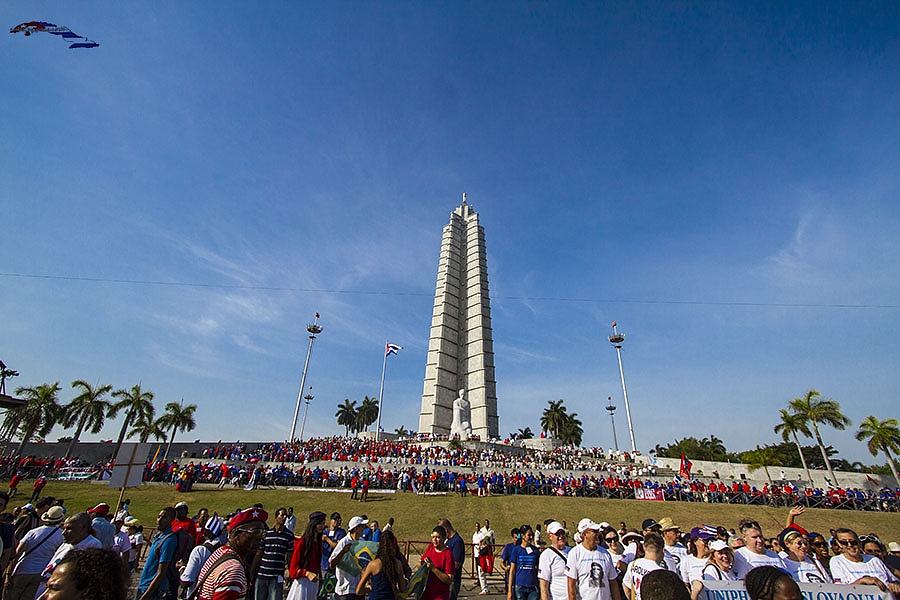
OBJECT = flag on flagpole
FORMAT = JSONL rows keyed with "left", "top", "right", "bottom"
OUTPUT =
{"left": 385, "top": 343, "right": 403, "bottom": 356}
{"left": 679, "top": 454, "right": 693, "bottom": 480}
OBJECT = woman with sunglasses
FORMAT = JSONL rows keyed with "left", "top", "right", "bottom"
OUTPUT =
{"left": 805, "top": 532, "right": 831, "bottom": 576}
{"left": 778, "top": 529, "right": 831, "bottom": 584}
{"left": 829, "top": 528, "right": 900, "bottom": 594}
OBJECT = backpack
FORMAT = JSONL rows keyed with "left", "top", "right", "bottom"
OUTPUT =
{"left": 164, "top": 529, "right": 196, "bottom": 600}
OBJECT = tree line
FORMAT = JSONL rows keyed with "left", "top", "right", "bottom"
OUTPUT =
{"left": 650, "top": 389, "right": 900, "bottom": 487}
{"left": 2, "top": 379, "right": 198, "bottom": 461}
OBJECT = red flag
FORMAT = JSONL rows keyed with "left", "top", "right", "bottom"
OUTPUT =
{"left": 866, "top": 474, "right": 880, "bottom": 485}
{"left": 679, "top": 454, "right": 693, "bottom": 480}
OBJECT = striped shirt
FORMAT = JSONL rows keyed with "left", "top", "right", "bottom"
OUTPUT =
{"left": 257, "top": 527, "right": 294, "bottom": 578}
{"left": 197, "top": 546, "right": 247, "bottom": 600}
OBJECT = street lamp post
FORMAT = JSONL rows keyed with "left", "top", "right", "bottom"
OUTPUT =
{"left": 298, "top": 387, "right": 314, "bottom": 443}
{"left": 290, "top": 313, "right": 323, "bottom": 443}
{"left": 608, "top": 322, "right": 637, "bottom": 454}
{"left": 605, "top": 397, "right": 619, "bottom": 453}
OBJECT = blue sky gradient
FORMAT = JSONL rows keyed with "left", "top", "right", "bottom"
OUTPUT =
{"left": 2, "top": 3, "right": 899, "bottom": 463}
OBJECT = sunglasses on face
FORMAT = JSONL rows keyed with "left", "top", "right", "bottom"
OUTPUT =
{"left": 838, "top": 539, "right": 860, "bottom": 547}
{"left": 605, "top": 536, "right": 618, "bottom": 542}
{"left": 810, "top": 541, "right": 826, "bottom": 548}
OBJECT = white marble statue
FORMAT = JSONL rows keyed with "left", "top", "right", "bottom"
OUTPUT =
{"left": 450, "top": 388, "right": 472, "bottom": 439}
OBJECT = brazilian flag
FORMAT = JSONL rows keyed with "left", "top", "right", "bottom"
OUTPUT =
{"left": 400, "top": 563, "right": 430, "bottom": 600}
{"left": 336, "top": 540, "right": 380, "bottom": 576}
{"left": 318, "top": 576, "right": 337, "bottom": 598}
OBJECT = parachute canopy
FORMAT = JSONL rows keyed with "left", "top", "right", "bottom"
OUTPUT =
{"left": 10, "top": 21, "right": 99, "bottom": 48}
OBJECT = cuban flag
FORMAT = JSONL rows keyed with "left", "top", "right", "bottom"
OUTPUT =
{"left": 385, "top": 343, "right": 403, "bottom": 356}
{"left": 679, "top": 454, "right": 693, "bottom": 480}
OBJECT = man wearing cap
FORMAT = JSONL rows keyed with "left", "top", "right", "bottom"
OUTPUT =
{"left": 321, "top": 512, "right": 346, "bottom": 586}
{"left": 538, "top": 522, "right": 570, "bottom": 600}
{"left": 180, "top": 514, "right": 225, "bottom": 599}
{"left": 173, "top": 501, "right": 199, "bottom": 541}
{"left": 251, "top": 507, "right": 294, "bottom": 600}
{"left": 656, "top": 518, "right": 684, "bottom": 573}
{"left": 565, "top": 519, "right": 621, "bottom": 600}
{"left": 88, "top": 503, "right": 116, "bottom": 550}
{"left": 329, "top": 516, "right": 368, "bottom": 600}
{"left": 196, "top": 507, "right": 269, "bottom": 600}
{"left": 4, "top": 505, "right": 64, "bottom": 600}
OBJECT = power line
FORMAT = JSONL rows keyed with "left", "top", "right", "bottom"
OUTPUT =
{"left": 1, "top": 271, "right": 897, "bottom": 309}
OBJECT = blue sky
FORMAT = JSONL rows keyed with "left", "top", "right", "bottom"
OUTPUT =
{"left": 2, "top": 3, "right": 899, "bottom": 464}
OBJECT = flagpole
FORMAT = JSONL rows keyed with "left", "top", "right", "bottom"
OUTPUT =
{"left": 375, "top": 340, "right": 389, "bottom": 443}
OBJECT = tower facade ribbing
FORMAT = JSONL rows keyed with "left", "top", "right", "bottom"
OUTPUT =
{"left": 419, "top": 197, "right": 499, "bottom": 439}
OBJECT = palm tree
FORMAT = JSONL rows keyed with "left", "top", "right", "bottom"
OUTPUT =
{"left": 394, "top": 425, "right": 409, "bottom": 437}
{"left": 157, "top": 399, "right": 197, "bottom": 459}
{"left": 745, "top": 445, "right": 782, "bottom": 489}
{"left": 128, "top": 413, "right": 167, "bottom": 444}
{"left": 540, "top": 400, "right": 568, "bottom": 438}
{"left": 6, "top": 383, "right": 62, "bottom": 458}
{"left": 356, "top": 396, "right": 380, "bottom": 433}
{"left": 517, "top": 427, "right": 534, "bottom": 440}
{"left": 789, "top": 389, "right": 851, "bottom": 487}
{"left": 109, "top": 384, "right": 155, "bottom": 462}
{"left": 62, "top": 379, "right": 113, "bottom": 458}
{"left": 856, "top": 416, "right": 900, "bottom": 487}
{"left": 558, "top": 413, "right": 584, "bottom": 447}
{"left": 774, "top": 408, "right": 814, "bottom": 485}
{"left": 335, "top": 399, "right": 357, "bottom": 437}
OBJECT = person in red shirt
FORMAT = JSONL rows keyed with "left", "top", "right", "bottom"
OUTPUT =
{"left": 421, "top": 526, "right": 454, "bottom": 600}
{"left": 287, "top": 511, "right": 326, "bottom": 600}
{"left": 172, "top": 501, "right": 199, "bottom": 540}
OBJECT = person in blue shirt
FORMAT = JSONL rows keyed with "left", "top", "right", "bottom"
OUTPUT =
{"left": 501, "top": 529, "right": 522, "bottom": 594}
{"left": 439, "top": 519, "right": 465, "bottom": 600}
{"left": 136, "top": 507, "right": 178, "bottom": 600}
{"left": 507, "top": 525, "right": 539, "bottom": 600}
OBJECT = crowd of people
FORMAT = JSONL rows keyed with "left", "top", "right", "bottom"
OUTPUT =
{"left": 0, "top": 479, "right": 897, "bottom": 600}
{"left": 143, "top": 457, "right": 900, "bottom": 513}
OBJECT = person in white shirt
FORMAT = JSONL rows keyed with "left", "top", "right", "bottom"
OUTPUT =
{"left": 657, "top": 518, "right": 687, "bottom": 575}
{"left": 539, "top": 522, "right": 570, "bottom": 600}
{"left": 778, "top": 528, "right": 831, "bottom": 584}
{"left": 622, "top": 532, "right": 665, "bottom": 600}
{"left": 35, "top": 512, "right": 102, "bottom": 598}
{"left": 565, "top": 518, "right": 621, "bottom": 600}
{"left": 732, "top": 519, "right": 786, "bottom": 580}
{"left": 473, "top": 522, "right": 489, "bottom": 595}
{"left": 679, "top": 528, "right": 714, "bottom": 585}
{"left": 6, "top": 505, "right": 65, "bottom": 600}
{"left": 330, "top": 516, "right": 368, "bottom": 600}
{"left": 830, "top": 528, "right": 900, "bottom": 594}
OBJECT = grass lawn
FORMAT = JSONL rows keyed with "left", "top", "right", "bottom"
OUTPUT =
{"left": 36, "top": 481, "right": 900, "bottom": 542}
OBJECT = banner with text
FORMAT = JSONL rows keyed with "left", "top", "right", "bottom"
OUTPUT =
{"left": 634, "top": 488, "right": 665, "bottom": 501}
{"left": 700, "top": 579, "right": 890, "bottom": 600}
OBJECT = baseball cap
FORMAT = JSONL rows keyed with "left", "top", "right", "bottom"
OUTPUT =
{"left": 175, "top": 501, "right": 189, "bottom": 510}
{"left": 690, "top": 527, "right": 716, "bottom": 540}
{"left": 348, "top": 516, "right": 369, "bottom": 530}
{"left": 87, "top": 503, "right": 110, "bottom": 516}
{"left": 577, "top": 518, "right": 601, "bottom": 534}
{"left": 888, "top": 542, "right": 900, "bottom": 553}
{"left": 547, "top": 521, "right": 565, "bottom": 535}
{"left": 641, "top": 519, "right": 660, "bottom": 531}
{"left": 709, "top": 540, "right": 730, "bottom": 552}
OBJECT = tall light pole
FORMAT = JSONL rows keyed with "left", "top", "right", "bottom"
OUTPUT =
{"left": 298, "top": 387, "right": 314, "bottom": 443}
{"left": 608, "top": 322, "right": 637, "bottom": 454}
{"left": 605, "top": 397, "right": 619, "bottom": 453}
{"left": 290, "top": 313, "right": 323, "bottom": 443}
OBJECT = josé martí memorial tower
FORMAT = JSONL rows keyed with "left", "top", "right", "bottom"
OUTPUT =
{"left": 418, "top": 194, "right": 500, "bottom": 439}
